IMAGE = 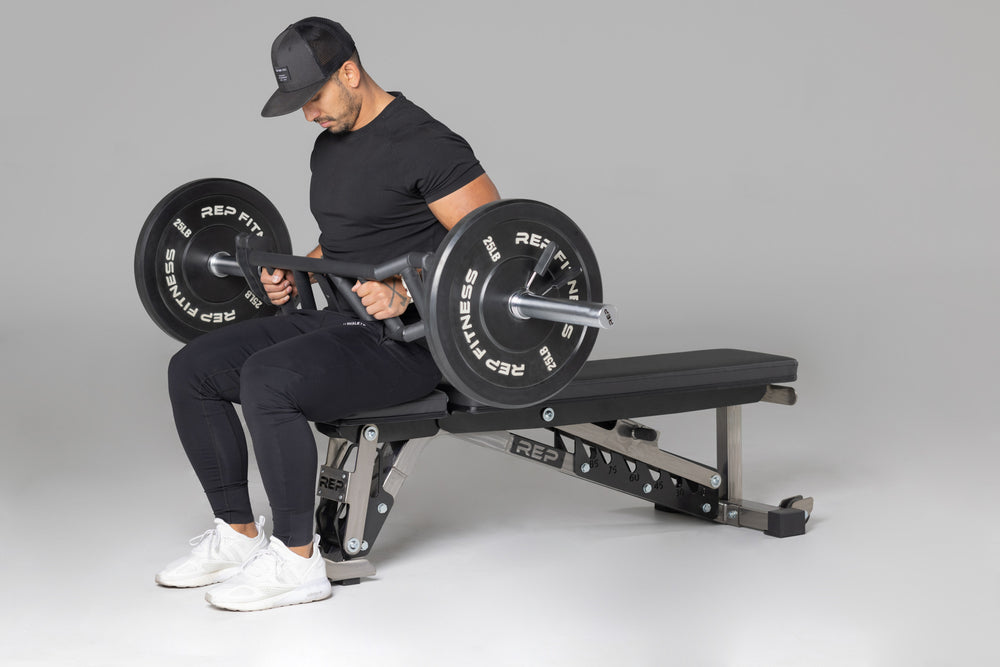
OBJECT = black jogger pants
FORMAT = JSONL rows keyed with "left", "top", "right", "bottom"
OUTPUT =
{"left": 167, "top": 309, "right": 441, "bottom": 546}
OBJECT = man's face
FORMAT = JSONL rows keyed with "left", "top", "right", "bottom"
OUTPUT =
{"left": 302, "top": 72, "right": 361, "bottom": 134}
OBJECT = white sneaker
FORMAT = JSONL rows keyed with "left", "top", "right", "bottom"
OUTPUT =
{"left": 155, "top": 516, "right": 268, "bottom": 588}
{"left": 205, "top": 535, "right": 332, "bottom": 611}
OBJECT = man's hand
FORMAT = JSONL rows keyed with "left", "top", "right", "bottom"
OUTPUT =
{"left": 352, "top": 278, "right": 410, "bottom": 320}
{"left": 261, "top": 268, "right": 297, "bottom": 305}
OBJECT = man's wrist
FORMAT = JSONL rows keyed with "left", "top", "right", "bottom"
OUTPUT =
{"left": 399, "top": 277, "right": 412, "bottom": 304}
{"left": 386, "top": 277, "right": 411, "bottom": 309}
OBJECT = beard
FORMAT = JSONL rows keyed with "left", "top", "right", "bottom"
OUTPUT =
{"left": 316, "top": 85, "right": 363, "bottom": 134}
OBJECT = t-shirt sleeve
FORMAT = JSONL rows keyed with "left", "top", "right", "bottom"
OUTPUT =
{"left": 403, "top": 120, "right": 486, "bottom": 203}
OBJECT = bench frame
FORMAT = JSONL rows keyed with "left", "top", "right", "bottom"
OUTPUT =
{"left": 312, "top": 378, "right": 811, "bottom": 585}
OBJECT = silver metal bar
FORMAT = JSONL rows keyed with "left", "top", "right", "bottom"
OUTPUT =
{"left": 508, "top": 291, "right": 617, "bottom": 329}
{"left": 382, "top": 436, "right": 434, "bottom": 497}
{"left": 208, "top": 252, "right": 241, "bottom": 278}
{"left": 762, "top": 385, "right": 797, "bottom": 406}
{"left": 456, "top": 431, "right": 514, "bottom": 456}
{"left": 459, "top": 423, "right": 721, "bottom": 491}
{"left": 323, "top": 557, "right": 376, "bottom": 583}
{"left": 324, "top": 437, "right": 351, "bottom": 468}
{"left": 557, "top": 422, "right": 719, "bottom": 488}
{"left": 340, "top": 427, "right": 380, "bottom": 555}
{"left": 717, "top": 499, "right": 771, "bottom": 531}
{"left": 461, "top": 431, "right": 578, "bottom": 476}
{"left": 717, "top": 497, "right": 812, "bottom": 533}
{"left": 716, "top": 406, "right": 742, "bottom": 501}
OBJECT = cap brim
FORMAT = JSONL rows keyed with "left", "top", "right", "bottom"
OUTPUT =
{"left": 261, "top": 80, "right": 325, "bottom": 117}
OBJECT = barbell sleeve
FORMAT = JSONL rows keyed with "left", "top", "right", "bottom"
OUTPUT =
{"left": 508, "top": 291, "right": 617, "bottom": 329}
{"left": 208, "top": 252, "right": 241, "bottom": 278}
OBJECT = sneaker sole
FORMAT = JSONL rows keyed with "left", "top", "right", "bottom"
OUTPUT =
{"left": 206, "top": 580, "right": 333, "bottom": 612}
{"left": 155, "top": 565, "right": 241, "bottom": 588}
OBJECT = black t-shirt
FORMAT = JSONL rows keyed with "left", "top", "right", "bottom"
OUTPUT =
{"left": 309, "top": 92, "right": 485, "bottom": 267}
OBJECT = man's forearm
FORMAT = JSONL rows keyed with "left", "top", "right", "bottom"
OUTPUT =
{"left": 304, "top": 245, "right": 323, "bottom": 282}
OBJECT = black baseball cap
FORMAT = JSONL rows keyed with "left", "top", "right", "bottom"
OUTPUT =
{"left": 261, "top": 18, "right": 356, "bottom": 117}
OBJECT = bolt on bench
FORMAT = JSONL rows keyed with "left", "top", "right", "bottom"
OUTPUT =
{"left": 135, "top": 179, "right": 813, "bottom": 586}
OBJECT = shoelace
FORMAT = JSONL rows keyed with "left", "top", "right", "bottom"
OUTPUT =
{"left": 241, "top": 547, "right": 284, "bottom": 577}
{"left": 188, "top": 527, "right": 221, "bottom": 554}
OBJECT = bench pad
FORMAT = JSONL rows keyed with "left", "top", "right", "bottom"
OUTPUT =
{"left": 325, "top": 349, "right": 798, "bottom": 434}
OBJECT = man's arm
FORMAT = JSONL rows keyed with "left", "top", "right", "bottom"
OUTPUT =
{"left": 354, "top": 173, "right": 501, "bottom": 319}
{"left": 427, "top": 173, "right": 501, "bottom": 229}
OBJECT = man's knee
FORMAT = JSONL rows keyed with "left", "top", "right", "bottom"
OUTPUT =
{"left": 168, "top": 342, "right": 205, "bottom": 395}
{"left": 168, "top": 335, "right": 239, "bottom": 400}
{"left": 239, "top": 353, "right": 304, "bottom": 415}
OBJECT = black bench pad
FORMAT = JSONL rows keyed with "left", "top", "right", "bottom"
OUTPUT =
{"left": 320, "top": 349, "right": 797, "bottom": 440}
{"left": 444, "top": 348, "right": 797, "bottom": 411}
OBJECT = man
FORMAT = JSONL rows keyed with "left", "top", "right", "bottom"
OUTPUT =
{"left": 156, "top": 17, "right": 500, "bottom": 611}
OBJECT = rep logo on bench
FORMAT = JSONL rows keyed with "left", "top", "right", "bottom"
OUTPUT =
{"left": 510, "top": 436, "right": 565, "bottom": 468}
{"left": 317, "top": 469, "right": 346, "bottom": 501}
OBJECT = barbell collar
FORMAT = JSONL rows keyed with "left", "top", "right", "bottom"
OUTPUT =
{"left": 508, "top": 291, "right": 617, "bottom": 329}
{"left": 208, "top": 252, "right": 241, "bottom": 278}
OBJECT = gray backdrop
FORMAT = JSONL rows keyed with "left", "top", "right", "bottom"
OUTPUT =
{"left": 2, "top": 1, "right": 997, "bottom": 665}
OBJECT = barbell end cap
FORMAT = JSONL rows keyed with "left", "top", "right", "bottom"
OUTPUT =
{"left": 598, "top": 304, "right": 618, "bottom": 329}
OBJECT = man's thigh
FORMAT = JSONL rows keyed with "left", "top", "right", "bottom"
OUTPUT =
{"left": 244, "top": 317, "right": 441, "bottom": 423}
{"left": 172, "top": 310, "right": 338, "bottom": 402}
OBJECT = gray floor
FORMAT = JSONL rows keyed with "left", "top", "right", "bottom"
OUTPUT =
{"left": 2, "top": 314, "right": 997, "bottom": 666}
{"left": 3, "top": 1, "right": 999, "bottom": 664}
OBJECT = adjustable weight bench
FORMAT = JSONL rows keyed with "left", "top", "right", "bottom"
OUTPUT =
{"left": 313, "top": 348, "right": 812, "bottom": 585}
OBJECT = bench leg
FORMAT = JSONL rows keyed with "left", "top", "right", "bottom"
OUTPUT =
{"left": 716, "top": 406, "right": 743, "bottom": 500}
{"left": 714, "top": 405, "right": 812, "bottom": 537}
{"left": 315, "top": 426, "right": 433, "bottom": 584}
